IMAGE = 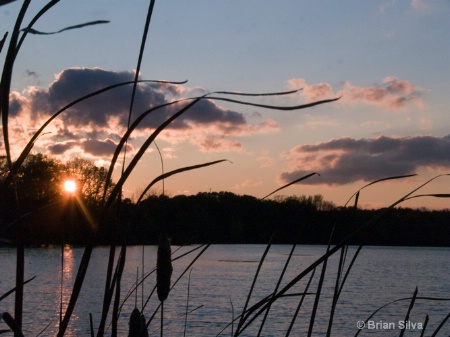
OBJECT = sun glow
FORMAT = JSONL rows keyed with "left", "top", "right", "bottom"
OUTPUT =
{"left": 64, "top": 180, "right": 77, "bottom": 194}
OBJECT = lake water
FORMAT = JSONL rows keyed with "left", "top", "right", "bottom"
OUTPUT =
{"left": 0, "top": 245, "right": 449, "bottom": 336}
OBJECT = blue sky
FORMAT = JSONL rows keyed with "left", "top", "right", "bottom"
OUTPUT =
{"left": 2, "top": 0, "right": 450, "bottom": 209}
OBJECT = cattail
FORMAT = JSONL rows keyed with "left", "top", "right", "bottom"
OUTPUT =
{"left": 128, "top": 308, "right": 149, "bottom": 337}
{"left": 156, "top": 230, "right": 173, "bottom": 302}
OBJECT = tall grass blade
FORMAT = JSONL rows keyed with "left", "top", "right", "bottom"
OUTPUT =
{"left": 326, "top": 246, "right": 347, "bottom": 337}
{"left": 257, "top": 244, "right": 296, "bottom": 336}
{"left": 398, "top": 287, "right": 418, "bottom": 337}
{"left": 229, "top": 298, "right": 234, "bottom": 337}
{"left": 0, "top": 0, "right": 17, "bottom": 7}
{"left": 0, "top": 312, "right": 23, "bottom": 337}
{"left": 286, "top": 268, "right": 316, "bottom": 337}
{"left": 183, "top": 269, "right": 193, "bottom": 337}
{"left": 22, "top": 20, "right": 109, "bottom": 35}
{"left": 0, "top": 276, "right": 36, "bottom": 302}
{"left": 344, "top": 174, "right": 417, "bottom": 207}
{"left": 136, "top": 160, "right": 231, "bottom": 204}
{"left": 418, "top": 315, "right": 428, "bottom": 337}
{"left": 235, "top": 241, "right": 272, "bottom": 336}
{"left": 430, "top": 312, "right": 450, "bottom": 337}
{"left": 1, "top": 0, "right": 30, "bottom": 166}
{"left": 90, "top": 313, "right": 95, "bottom": 337}
{"left": 35, "top": 321, "right": 52, "bottom": 337}
{"left": 307, "top": 250, "right": 328, "bottom": 337}
{"left": 126, "top": 0, "right": 155, "bottom": 129}
{"left": 111, "top": 243, "right": 127, "bottom": 337}
{"left": 0, "top": 32, "right": 7, "bottom": 54}
{"left": 262, "top": 173, "right": 320, "bottom": 200}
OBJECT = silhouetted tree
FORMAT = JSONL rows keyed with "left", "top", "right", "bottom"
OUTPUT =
{"left": 65, "top": 157, "right": 114, "bottom": 205}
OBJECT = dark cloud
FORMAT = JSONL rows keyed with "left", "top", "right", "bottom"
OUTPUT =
{"left": 6, "top": 67, "right": 272, "bottom": 157}
{"left": 82, "top": 138, "right": 130, "bottom": 156}
{"left": 280, "top": 134, "right": 450, "bottom": 185}
{"left": 13, "top": 67, "right": 253, "bottom": 132}
{"left": 48, "top": 141, "right": 78, "bottom": 155}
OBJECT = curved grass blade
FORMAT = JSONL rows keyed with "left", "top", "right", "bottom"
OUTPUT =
{"left": 183, "top": 269, "right": 193, "bottom": 337}
{"left": 344, "top": 174, "right": 417, "bottom": 207}
{"left": 235, "top": 241, "right": 272, "bottom": 336}
{"left": 136, "top": 160, "right": 231, "bottom": 204}
{"left": 126, "top": 0, "right": 155, "bottom": 129}
{"left": 208, "top": 96, "right": 340, "bottom": 111}
{"left": 16, "top": 0, "right": 62, "bottom": 54}
{"left": 21, "top": 20, "right": 109, "bottom": 35}
{"left": 419, "top": 315, "right": 428, "bottom": 337}
{"left": 257, "top": 244, "right": 296, "bottom": 336}
{"left": 430, "top": 312, "right": 450, "bottom": 337}
{"left": 262, "top": 173, "right": 320, "bottom": 200}
{"left": 212, "top": 88, "right": 302, "bottom": 97}
{"left": 404, "top": 193, "right": 450, "bottom": 200}
{"left": 0, "top": 276, "right": 36, "bottom": 302}
{"left": 286, "top": 268, "right": 317, "bottom": 337}
{"left": 399, "top": 287, "right": 418, "bottom": 337}
{"left": 0, "top": 0, "right": 17, "bottom": 7}
{"left": 307, "top": 248, "right": 328, "bottom": 337}
{"left": 1, "top": 0, "right": 30, "bottom": 167}
{"left": 0, "top": 32, "right": 7, "bottom": 54}
{"left": 0, "top": 312, "right": 24, "bottom": 337}
{"left": 35, "top": 320, "right": 52, "bottom": 337}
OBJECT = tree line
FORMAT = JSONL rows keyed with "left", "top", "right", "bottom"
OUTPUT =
{"left": 1, "top": 154, "right": 449, "bottom": 247}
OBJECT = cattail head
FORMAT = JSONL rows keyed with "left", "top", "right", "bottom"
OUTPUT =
{"left": 128, "top": 308, "right": 148, "bottom": 337}
{"left": 156, "top": 230, "right": 173, "bottom": 302}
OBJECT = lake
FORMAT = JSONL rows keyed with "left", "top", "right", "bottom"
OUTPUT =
{"left": 1, "top": 245, "right": 449, "bottom": 336}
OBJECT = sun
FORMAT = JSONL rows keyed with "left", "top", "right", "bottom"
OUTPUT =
{"left": 63, "top": 180, "right": 77, "bottom": 194}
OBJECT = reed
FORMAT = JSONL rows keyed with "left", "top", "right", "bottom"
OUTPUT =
{"left": 1, "top": 1, "right": 449, "bottom": 336}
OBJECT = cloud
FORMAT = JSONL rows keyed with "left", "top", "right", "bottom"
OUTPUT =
{"left": 279, "top": 134, "right": 450, "bottom": 185}
{"left": 411, "top": 0, "right": 427, "bottom": 10}
{"left": 6, "top": 67, "right": 276, "bottom": 158}
{"left": 288, "top": 76, "right": 424, "bottom": 110}
{"left": 195, "top": 136, "right": 243, "bottom": 153}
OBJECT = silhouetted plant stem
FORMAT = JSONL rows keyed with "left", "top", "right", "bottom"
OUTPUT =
{"left": 160, "top": 301, "right": 164, "bottom": 337}
{"left": 286, "top": 268, "right": 316, "bottom": 337}
{"left": 257, "top": 244, "right": 296, "bottom": 336}
{"left": 307, "top": 248, "right": 328, "bottom": 337}
{"left": 418, "top": 315, "right": 428, "bottom": 337}
{"left": 235, "top": 240, "right": 272, "bottom": 336}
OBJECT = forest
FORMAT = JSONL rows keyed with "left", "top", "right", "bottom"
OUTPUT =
{"left": 1, "top": 154, "right": 449, "bottom": 247}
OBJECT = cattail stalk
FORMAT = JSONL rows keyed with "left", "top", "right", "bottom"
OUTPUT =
{"left": 156, "top": 231, "right": 173, "bottom": 302}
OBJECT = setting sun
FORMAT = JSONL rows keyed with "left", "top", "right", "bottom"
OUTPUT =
{"left": 64, "top": 180, "right": 77, "bottom": 194}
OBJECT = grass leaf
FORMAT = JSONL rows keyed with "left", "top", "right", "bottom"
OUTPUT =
{"left": 21, "top": 20, "right": 110, "bottom": 35}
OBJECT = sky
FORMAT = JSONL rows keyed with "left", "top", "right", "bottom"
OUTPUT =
{"left": 1, "top": 0, "right": 450, "bottom": 209}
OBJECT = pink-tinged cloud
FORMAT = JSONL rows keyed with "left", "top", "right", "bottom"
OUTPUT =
{"left": 6, "top": 67, "right": 277, "bottom": 158}
{"left": 196, "top": 136, "right": 243, "bottom": 153}
{"left": 411, "top": 0, "right": 427, "bottom": 10}
{"left": 279, "top": 134, "right": 450, "bottom": 185}
{"left": 288, "top": 76, "right": 424, "bottom": 110}
{"left": 288, "top": 78, "right": 334, "bottom": 103}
